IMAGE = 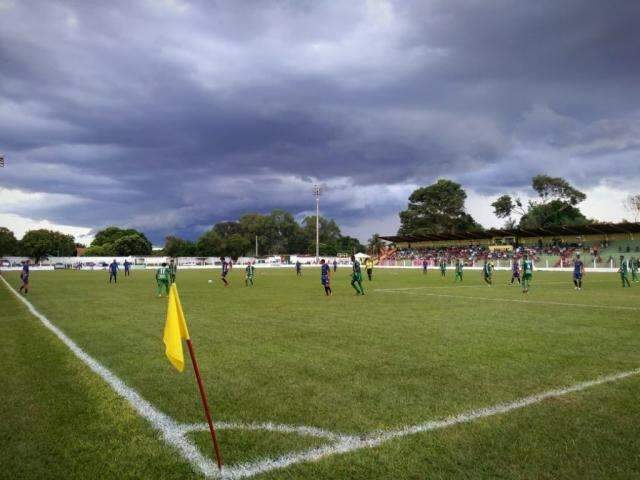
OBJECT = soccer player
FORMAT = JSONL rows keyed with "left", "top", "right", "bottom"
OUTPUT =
{"left": 295, "top": 260, "right": 302, "bottom": 276}
{"left": 320, "top": 259, "right": 332, "bottom": 296}
{"left": 573, "top": 253, "right": 585, "bottom": 290}
{"left": 108, "top": 259, "right": 118, "bottom": 283}
{"left": 454, "top": 258, "right": 463, "bottom": 283}
{"left": 619, "top": 255, "right": 631, "bottom": 287}
{"left": 482, "top": 259, "right": 493, "bottom": 286}
{"left": 156, "top": 262, "right": 170, "bottom": 297}
{"left": 333, "top": 259, "right": 338, "bottom": 272}
{"left": 439, "top": 258, "right": 447, "bottom": 277}
{"left": 631, "top": 256, "right": 639, "bottom": 283}
{"left": 123, "top": 259, "right": 131, "bottom": 277}
{"left": 169, "top": 258, "right": 177, "bottom": 284}
{"left": 18, "top": 260, "right": 30, "bottom": 294}
{"left": 365, "top": 257, "right": 374, "bottom": 281}
{"left": 220, "top": 257, "right": 230, "bottom": 286}
{"left": 245, "top": 262, "right": 255, "bottom": 287}
{"left": 522, "top": 254, "right": 533, "bottom": 293}
{"left": 350, "top": 254, "right": 365, "bottom": 295}
{"left": 510, "top": 258, "right": 521, "bottom": 285}
{"left": 422, "top": 258, "right": 428, "bottom": 275}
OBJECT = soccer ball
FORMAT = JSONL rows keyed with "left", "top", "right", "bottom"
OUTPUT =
{"left": 208, "top": 279, "right": 213, "bottom": 284}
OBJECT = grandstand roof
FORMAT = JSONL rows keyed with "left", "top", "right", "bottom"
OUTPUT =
{"left": 380, "top": 222, "right": 640, "bottom": 243}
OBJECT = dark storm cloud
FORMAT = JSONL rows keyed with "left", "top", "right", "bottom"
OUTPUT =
{"left": 1, "top": 0, "right": 639, "bottom": 241}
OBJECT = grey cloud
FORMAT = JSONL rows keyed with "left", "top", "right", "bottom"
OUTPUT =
{"left": 0, "top": 0, "right": 638, "bottom": 241}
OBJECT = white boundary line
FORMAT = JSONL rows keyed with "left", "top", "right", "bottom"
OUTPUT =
{"left": 0, "top": 274, "right": 219, "bottom": 479}
{"left": 375, "top": 288, "right": 640, "bottom": 311}
{"left": 3, "top": 274, "right": 640, "bottom": 479}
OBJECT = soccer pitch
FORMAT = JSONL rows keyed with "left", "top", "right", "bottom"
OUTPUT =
{"left": 2, "top": 267, "right": 640, "bottom": 479}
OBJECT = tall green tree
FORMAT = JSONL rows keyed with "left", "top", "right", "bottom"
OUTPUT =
{"left": 367, "top": 233, "right": 385, "bottom": 255}
{"left": 398, "top": 179, "right": 481, "bottom": 235}
{"left": 196, "top": 230, "right": 224, "bottom": 257}
{"left": 164, "top": 236, "right": 197, "bottom": 257}
{"left": 334, "top": 235, "right": 365, "bottom": 255}
{"left": 112, "top": 234, "right": 153, "bottom": 256}
{"left": 302, "top": 216, "right": 341, "bottom": 255}
{"left": 20, "top": 229, "right": 75, "bottom": 262}
{"left": 83, "top": 244, "right": 113, "bottom": 256}
{"left": 0, "top": 227, "right": 19, "bottom": 257}
{"left": 222, "top": 233, "right": 251, "bottom": 260}
{"left": 91, "top": 226, "right": 152, "bottom": 255}
{"left": 213, "top": 221, "right": 243, "bottom": 239}
{"left": 492, "top": 175, "right": 588, "bottom": 229}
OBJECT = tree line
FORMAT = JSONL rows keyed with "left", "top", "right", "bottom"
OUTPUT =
{"left": 165, "top": 210, "right": 364, "bottom": 258}
{"left": 0, "top": 210, "right": 365, "bottom": 261}
{"left": 398, "top": 175, "right": 639, "bottom": 236}
{"left": 3, "top": 177, "right": 637, "bottom": 261}
{"left": 0, "top": 228, "right": 78, "bottom": 262}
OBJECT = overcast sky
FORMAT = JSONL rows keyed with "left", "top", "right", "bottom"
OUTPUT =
{"left": 1, "top": 0, "right": 639, "bottom": 244}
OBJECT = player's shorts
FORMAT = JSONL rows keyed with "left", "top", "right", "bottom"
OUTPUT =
{"left": 321, "top": 276, "right": 329, "bottom": 286}
{"left": 21, "top": 275, "right": 29, "bottom": 284}
{"left": 512, "top": 271, "right": 520, "bottom": 278}
{"left": 573, "top": 273, "right": 582, "bottom": 280}
{"left": 523, "top": 273, "right": 532, "bottom": 280}
{"left": 221, "top": 271, "right": 228, "bottom": 278}
{"left": 352, "top": 273, "right": 362, "bottom": 282}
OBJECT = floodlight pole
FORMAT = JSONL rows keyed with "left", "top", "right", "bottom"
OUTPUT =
{"left": 255, "top": 235, "right": 258, "bottom": 257}
{"left": 313, "top": 185, "right": 321, "bottom": 263}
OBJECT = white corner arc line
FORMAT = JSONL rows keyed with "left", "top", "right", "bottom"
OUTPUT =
{"left": 180, "top": 421, "right": 346, "bottom": 441}
{"left": 0, "top": 275, "right": 220, "bottom": 479}
{"left": 220, "top": 367, "right": 640, "bottom": 479}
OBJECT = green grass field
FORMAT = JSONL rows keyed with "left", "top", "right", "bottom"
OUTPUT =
{"left": 2, "top": 267, "right": 640, "bottom": 479}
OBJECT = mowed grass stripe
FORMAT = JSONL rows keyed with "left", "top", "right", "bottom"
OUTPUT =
{"left": 0, "top": 276, "right": 197, "bottom": 480}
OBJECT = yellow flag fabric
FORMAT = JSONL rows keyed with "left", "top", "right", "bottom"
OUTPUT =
{"left": 163, "top": 283, "right": 191, "bottom": 372}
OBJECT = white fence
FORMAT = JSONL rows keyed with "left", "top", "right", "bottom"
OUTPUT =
{"left": 0, "top": 255, "right": 352, "bottom": 271}
{"left": 0, "top": 256, "right": 625, "bottom": 273}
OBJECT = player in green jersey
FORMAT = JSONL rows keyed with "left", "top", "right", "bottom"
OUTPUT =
{"left": 168, "top": 258, "right": 177, "bottom": 284}
{"left": 631, "top": 257, "right": 639, "bottom": 283}
{"left": 619, "top": 255, "right": 631, "bottom": 287}
{"left": 482, "top": 259, "right": 494, "bottom": 286}
{"left": 350, "top": 255, "right": 365, "bottom": 295}
{"left": 521, "top": 254, "right": 533, "bottom": 293}
{"left": 440, "top": 259, "right": 446, "bottom": 277}
{"left": 454, "top": 258, "right": 463, "bottom": 282}
{"left": 245, "top": 262, "right": 255, "bottom": 287}
{"left": 156, "top": 262, "right": 170, "bottom": 297}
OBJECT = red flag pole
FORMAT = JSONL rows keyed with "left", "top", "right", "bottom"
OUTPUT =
{"left": 185, "top": 338, "right": 224, "bottom": 470}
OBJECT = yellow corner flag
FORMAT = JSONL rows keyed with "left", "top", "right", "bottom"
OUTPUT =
{"left": 163, "top": 284, "right": 191, "bottom": 372}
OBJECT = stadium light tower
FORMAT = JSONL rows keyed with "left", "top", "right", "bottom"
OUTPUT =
{"left": 313, "top": 184, "right": 321, "bottom": 262}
